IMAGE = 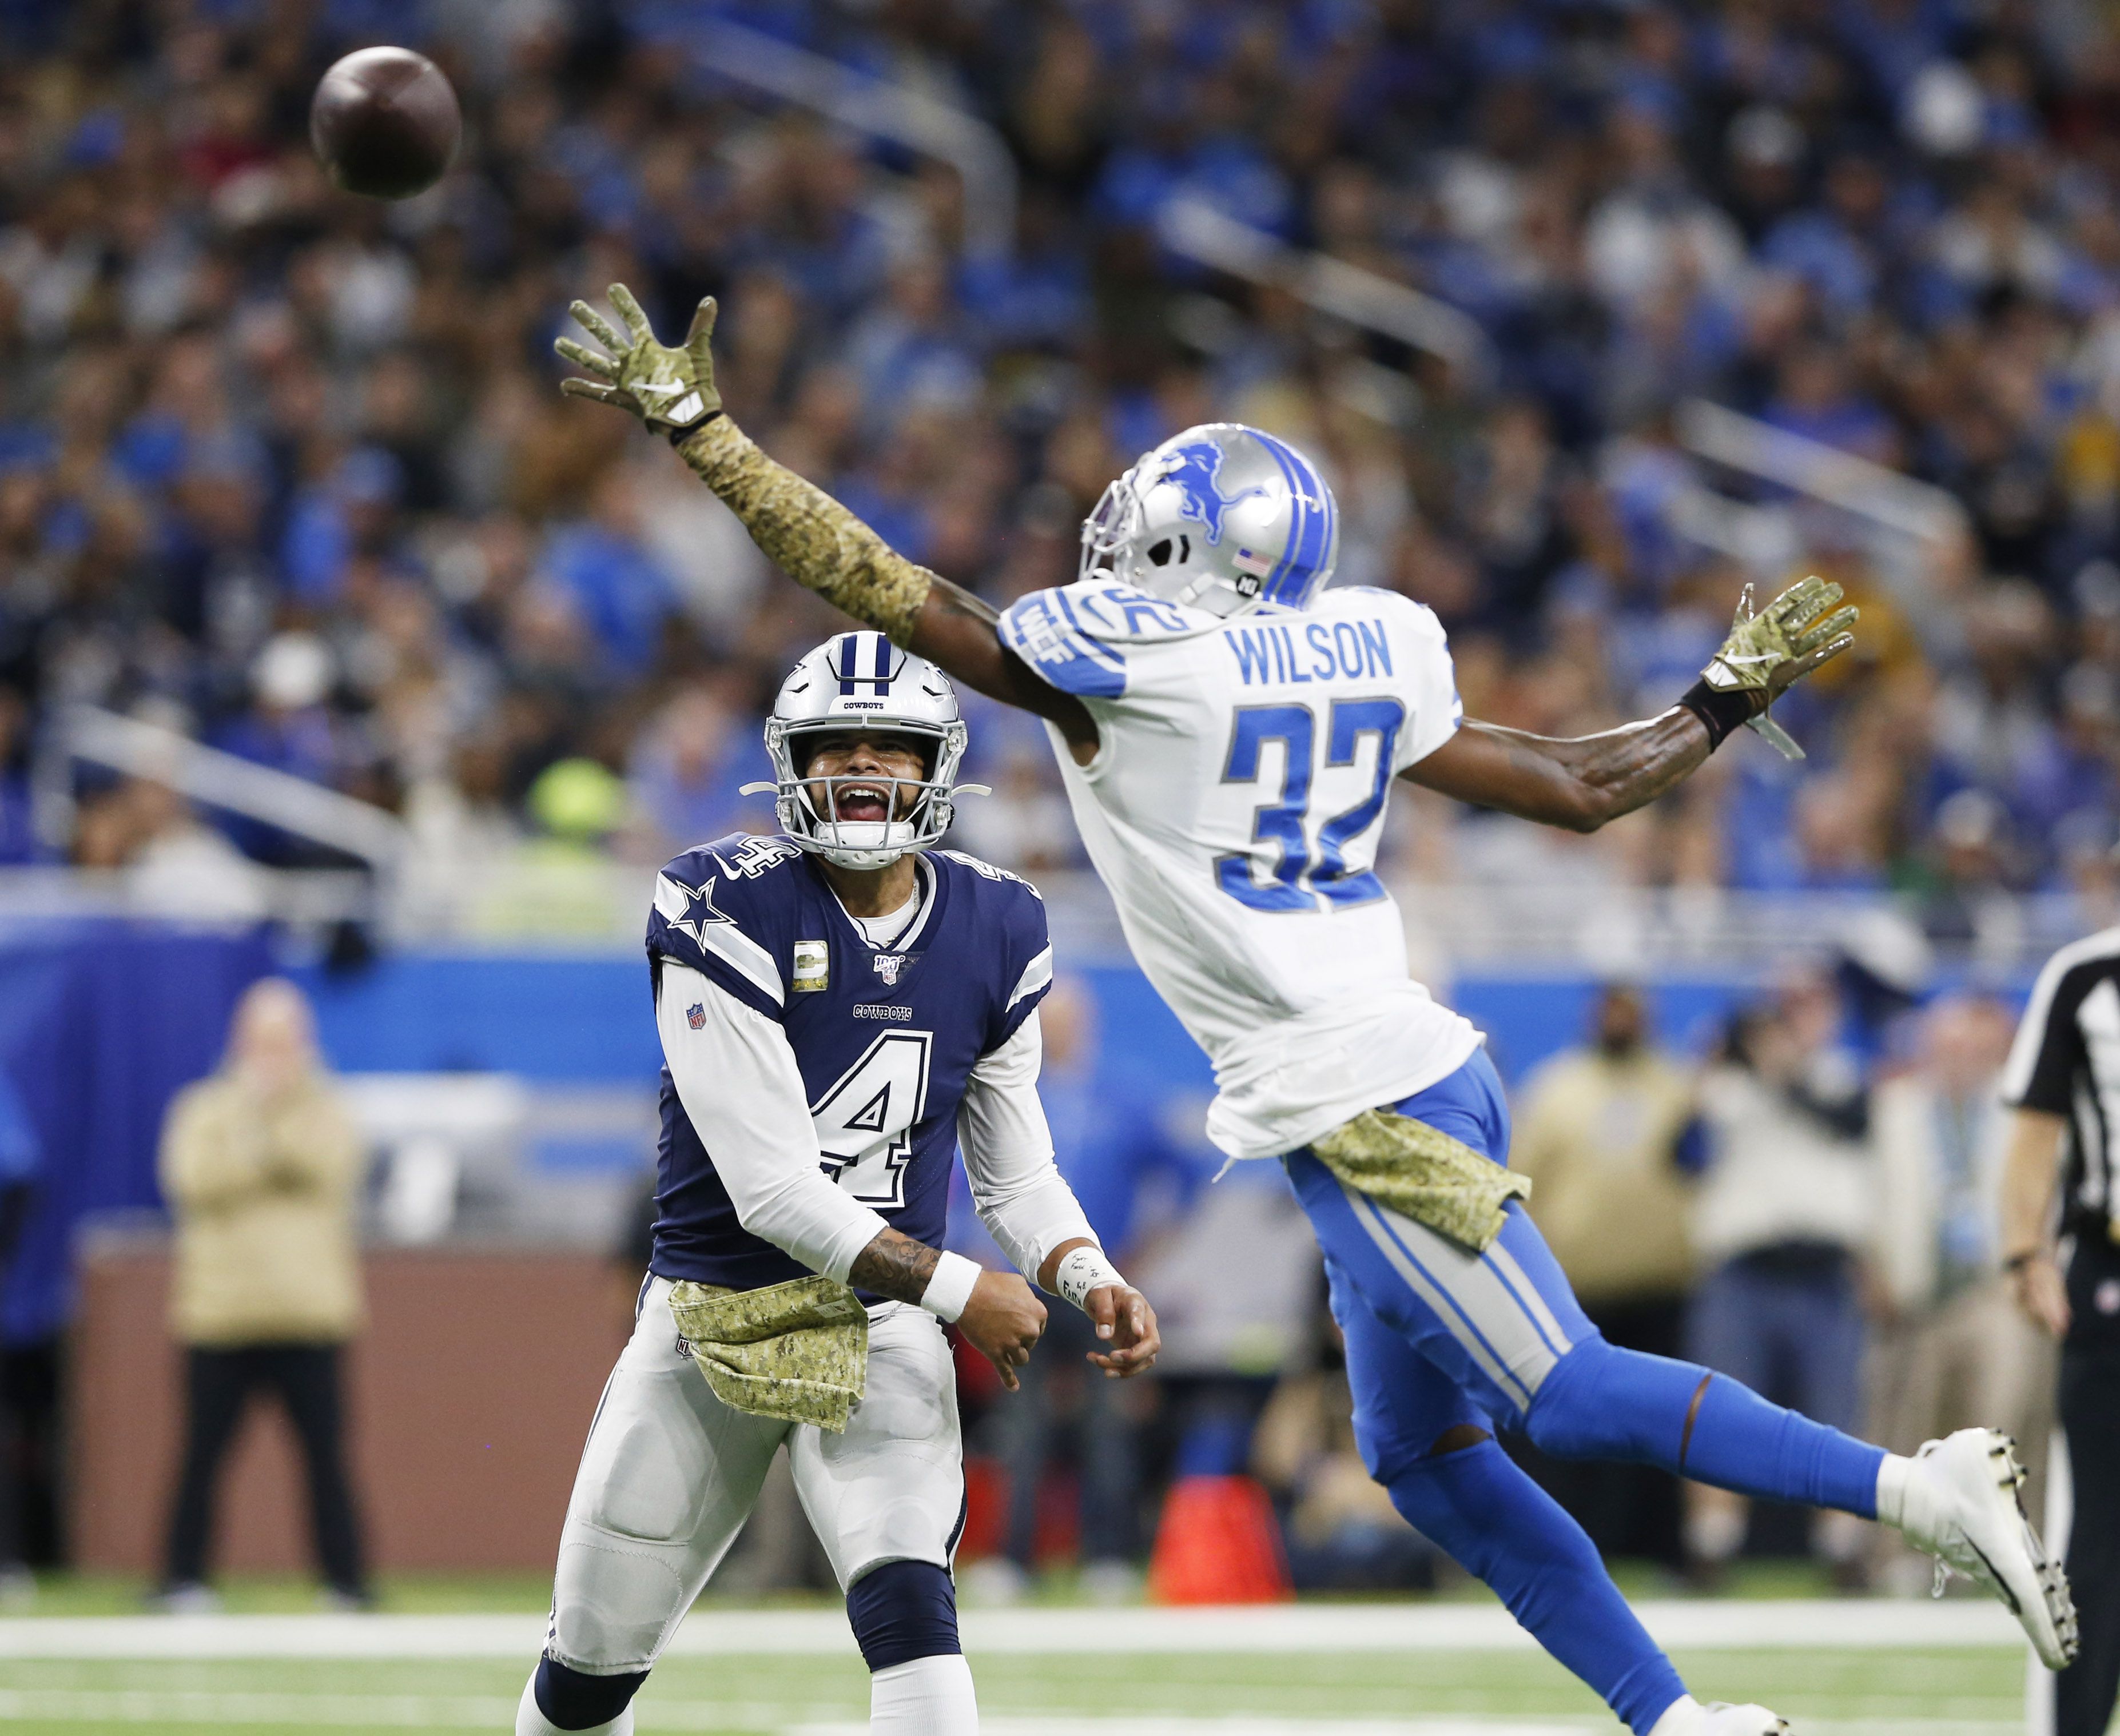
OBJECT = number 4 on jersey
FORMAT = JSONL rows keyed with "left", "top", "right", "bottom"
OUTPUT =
{"left": 811, "top": 1030, "right": 933, "bottom": 1207}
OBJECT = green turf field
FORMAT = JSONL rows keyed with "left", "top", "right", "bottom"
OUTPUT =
{"left": 0, "top": 1645, "right": 2030, "bottom": 1732}
{"left": 0, "top": 1573, "right": 2045, "bottom": 1733}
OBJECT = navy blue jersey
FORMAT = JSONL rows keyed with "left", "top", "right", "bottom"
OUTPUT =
{"left": 646, "top": 834, "right": 1053, "bottom": 1291}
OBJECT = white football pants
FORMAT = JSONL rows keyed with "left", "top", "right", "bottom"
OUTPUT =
{"left": 543, "top": 1276, "right": 966, "bottom": 1677}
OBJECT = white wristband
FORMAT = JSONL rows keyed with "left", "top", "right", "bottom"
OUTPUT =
{"left": 1053, "top": 1244, "right": 1127, "bottom": 1312}
{"left": 919, "top": 1251, "right": 983, "bottom": 1323}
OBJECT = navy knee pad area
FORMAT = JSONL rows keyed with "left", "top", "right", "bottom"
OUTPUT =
{"left": 845, "top": 1558, "right": 961, "bottom": 1672}
{"left": 535, "top": 1656, "right": 647, "bottom": 1730}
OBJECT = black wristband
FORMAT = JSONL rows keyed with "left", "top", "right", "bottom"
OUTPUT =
{"left": 666, "top": 409, "right": 723, "bottom": 448}
{"left": 1677, "top": 679, "right": 1756, "bottom": 751}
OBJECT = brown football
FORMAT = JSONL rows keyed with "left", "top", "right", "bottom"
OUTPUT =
{"left": 309, "top": 47, "right": 461, "bottom": 200}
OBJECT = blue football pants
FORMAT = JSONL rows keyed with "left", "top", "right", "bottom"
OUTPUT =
{"left": 1283, "top": 1048, "right": 1886, "bottom": 1734}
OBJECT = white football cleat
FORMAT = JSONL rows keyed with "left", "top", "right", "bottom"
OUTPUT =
{"left": 1892, "top": 1428, "right": 2079, "bottom": 1670}
{"left": 1649, "top": 1697, "right": 1788, "bottom": 1736}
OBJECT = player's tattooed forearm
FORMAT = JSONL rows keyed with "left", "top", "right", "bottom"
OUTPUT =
{"left": 674, "top": 417, "right": 934, "bottom": 643}
{"left": 1455, "top": 707, "right": 1711, "bottom": 833}
{"left": 849, "top": 1228, "right": 942, "bottom": 1305}
{"left": 1555, "top": 708, "right": 1712, "bottom": 825}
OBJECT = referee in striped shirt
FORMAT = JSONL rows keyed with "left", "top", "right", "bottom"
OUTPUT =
{"left": 2002, "top": 929, "right": 2120, "bottom": 1736}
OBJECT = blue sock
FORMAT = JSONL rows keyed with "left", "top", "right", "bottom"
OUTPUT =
{"left": 1526, "top": 1335, "right": 1884, "bottom": 1518}
{"left": 1385, "top": 1439, "right": 1685, "bottom": 1735}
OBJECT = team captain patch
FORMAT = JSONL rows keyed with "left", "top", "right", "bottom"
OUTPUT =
{"left": 792, "top": 939, "right": 829, "bottom": 992}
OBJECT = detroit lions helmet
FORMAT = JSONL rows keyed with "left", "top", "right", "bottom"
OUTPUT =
{"left": 756, "top": 632, "right": 970, "bottom": 870}
{"left": 1079, "top": 422, "right": 1340, "bottom": 618}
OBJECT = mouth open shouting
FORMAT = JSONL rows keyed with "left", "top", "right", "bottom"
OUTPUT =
{"left": 831, "top": 779, "right": 897, "bottom": 825}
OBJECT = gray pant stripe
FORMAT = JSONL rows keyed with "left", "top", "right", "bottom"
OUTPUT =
{"left": 1485, "top": 1241, "right": 1575, "bottom": 1357}
{"left": 1343, "top": 1178, "right": 1564, "bottom": 1407}
{"left": 1343, "top": 1180, "right": 1542, "bottom": 1407}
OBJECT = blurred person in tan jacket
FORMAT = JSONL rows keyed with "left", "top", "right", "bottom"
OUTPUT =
{"left": 1512, "top": 983, "right": 1699, "bottom": 1564}
{"left": 156, "top": 978, "right": 370, "bottom": 1610}
{"left": 1867, "top": 993, "right": 2055, "bottom": 1592}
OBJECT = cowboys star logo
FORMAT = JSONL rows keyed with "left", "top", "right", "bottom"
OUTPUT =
{"left": 655, "top": 873, "right": 735, "bottom": 949}
{"left": 872, "top": 953, "right": 908, "bottom": 986}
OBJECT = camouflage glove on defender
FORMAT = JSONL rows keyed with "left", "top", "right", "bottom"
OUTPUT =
{"left": 1680, "top": 575, "right": 1859, "bottom": 762}
{"left": 555, "top": 283, "right": 935, "bottom": 645}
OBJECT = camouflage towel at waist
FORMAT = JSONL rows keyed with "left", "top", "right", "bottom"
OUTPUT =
{"left": 1310, "top": 1108, "right": 1531, "bottom": 1255}
{"left": 667, "top": 1275, "right": 868, "bottom": 1433}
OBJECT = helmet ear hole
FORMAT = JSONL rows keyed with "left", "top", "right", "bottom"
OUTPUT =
{"left": 1147, "top": 538, "right": 1172, "bottom": 567}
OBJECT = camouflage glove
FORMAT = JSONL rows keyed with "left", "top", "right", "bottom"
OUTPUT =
{"left": 1682, "top": 575, "right": 1858, "bottom": 761}
{"left": 555, "top": 282, "right": 721, "bottom": 438}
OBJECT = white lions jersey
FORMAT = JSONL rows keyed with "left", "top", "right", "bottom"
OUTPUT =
{"left": 998, "top": 579, "right": 1482, "bottom": 1160}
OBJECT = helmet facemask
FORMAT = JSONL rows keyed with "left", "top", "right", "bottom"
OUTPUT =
{"left": 763, "top": 717, "right": 969, "bottom": 870}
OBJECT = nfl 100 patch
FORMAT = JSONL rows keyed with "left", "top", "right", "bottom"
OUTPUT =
{"left": 792, "top": 939, "right": 829, "bottom": 992}
{"left": 872, "top": 951, "right": 910, "bottom": 986}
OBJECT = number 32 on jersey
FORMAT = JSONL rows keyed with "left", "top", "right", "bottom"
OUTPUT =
{"left": 1218, "top": 696, "right": 1405, "bottom": 912}
{"left": 810, "top": 1030, "right": 932, "bottom": 1207}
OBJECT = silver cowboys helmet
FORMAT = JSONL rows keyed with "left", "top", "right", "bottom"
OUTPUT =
{"left": 1080, "top": 421, "right": 1340, "bottom": 618}
{"left": 757, "top": 631, "right": 970, "bottom": 869}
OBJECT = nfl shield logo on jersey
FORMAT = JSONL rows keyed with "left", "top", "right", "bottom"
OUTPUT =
{"left": 686, "top": 1002, "right": 706, "bottom": 1030}
{"left": 872, "top": 953, "right": 907, "bottom": 986}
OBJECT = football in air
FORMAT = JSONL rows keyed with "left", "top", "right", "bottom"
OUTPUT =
{"left": 309, "top": 46, "right": 461, "bottom": 200}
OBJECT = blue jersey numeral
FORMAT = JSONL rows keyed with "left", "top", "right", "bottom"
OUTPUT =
{"left": 1215, "top": 706, "right": 1315, "bottom": 911}
{"left": 1216, "top": 698, "right": 1404, "bottom": 913}
{"left": 1314, "top": 699, "right": 1403, "bottom": 906}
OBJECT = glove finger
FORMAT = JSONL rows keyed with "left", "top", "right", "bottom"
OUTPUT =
{"left": 1795, "top": 604, "right": 1860, "bottom": 651}
{"left": 553, "top": 337, "right": 620, "bottom": 380}
{"left": 684, "top": 294, "right": 719, "bottom": 358}
{"left": 1782, "top": 578, "right": 1843, "bottom": 632}
{"left": 568, "top": 300, "right": 626, "bottom": 356}
{"left": 559, "top": 377, "right": 628, "bottom": 407}
{"left": 1764, "top": 574, "right": 1825, "bottom": 624}
{"left": 1730, "top": 581, "right": 1756, "bottom": 631}
{"left": 1779, "top": 634, "right": 1855, "bottom": 686}
{"left": 609, "top": 282, "right": 655, "bottom": 347}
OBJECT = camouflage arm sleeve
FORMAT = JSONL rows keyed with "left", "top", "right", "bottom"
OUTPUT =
{"left": 674, "top": 416, "right": 936, "bottom": 646}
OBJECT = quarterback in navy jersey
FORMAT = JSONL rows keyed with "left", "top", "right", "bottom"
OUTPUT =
{"left": 646, "top": 830, "right": 1056, "bottom": 1296}
{"left": 518, "top": 632, "right": 1159, "bottom": 1736}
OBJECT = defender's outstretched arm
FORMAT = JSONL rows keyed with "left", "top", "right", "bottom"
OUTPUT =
{"left": 1405, "top": 710, "right": 1711, "bottom": 833}
{"left": 1403, "top": 576, "right": 1856, "bottom": 832}
{"left": 556, "top": 289, "right": 1848, "bottom": 787}
{"left": 556, "top": 286, "right": 1099, "bottom": 756}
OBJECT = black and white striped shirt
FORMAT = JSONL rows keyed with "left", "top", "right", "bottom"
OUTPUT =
{"left": 2001, "top": 926, "right": 2120, "bottom": 1237}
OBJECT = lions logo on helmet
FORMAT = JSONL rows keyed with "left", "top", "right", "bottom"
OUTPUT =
{"left": 1080, "top": 422, "right": 1339, "bottom": 619}
{"left": 754, "top": 632, "right": 970, "bottom": 870}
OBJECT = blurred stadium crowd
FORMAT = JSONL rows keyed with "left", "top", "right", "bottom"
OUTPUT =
{"left": 5, "top": 0, "right": 2120, "bottom": 927}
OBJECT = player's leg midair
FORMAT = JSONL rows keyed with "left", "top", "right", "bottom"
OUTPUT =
{"left": 1290, "top": 1048, "right": 2077, "bottom": 1729}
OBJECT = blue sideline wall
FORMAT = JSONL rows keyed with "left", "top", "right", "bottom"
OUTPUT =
{"left": 0, "top": 931, "right": 2026, "bottom": 1345}
{"left": 288, "top": 951, "right": 1772, "bottom": 1090}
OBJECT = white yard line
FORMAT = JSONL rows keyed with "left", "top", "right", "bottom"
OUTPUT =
{"left": 0, "top": 1598, "right": 2028, "bottom": 1660}
{"left": 797, "top": 1723, "right": 1597, "bottom": 1736}
{"left": 0, "top": 1689, "right": 847, "bottom": 1728}
{"left": 0, "top": 1699, "right": 2020, "bottom": 1736}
